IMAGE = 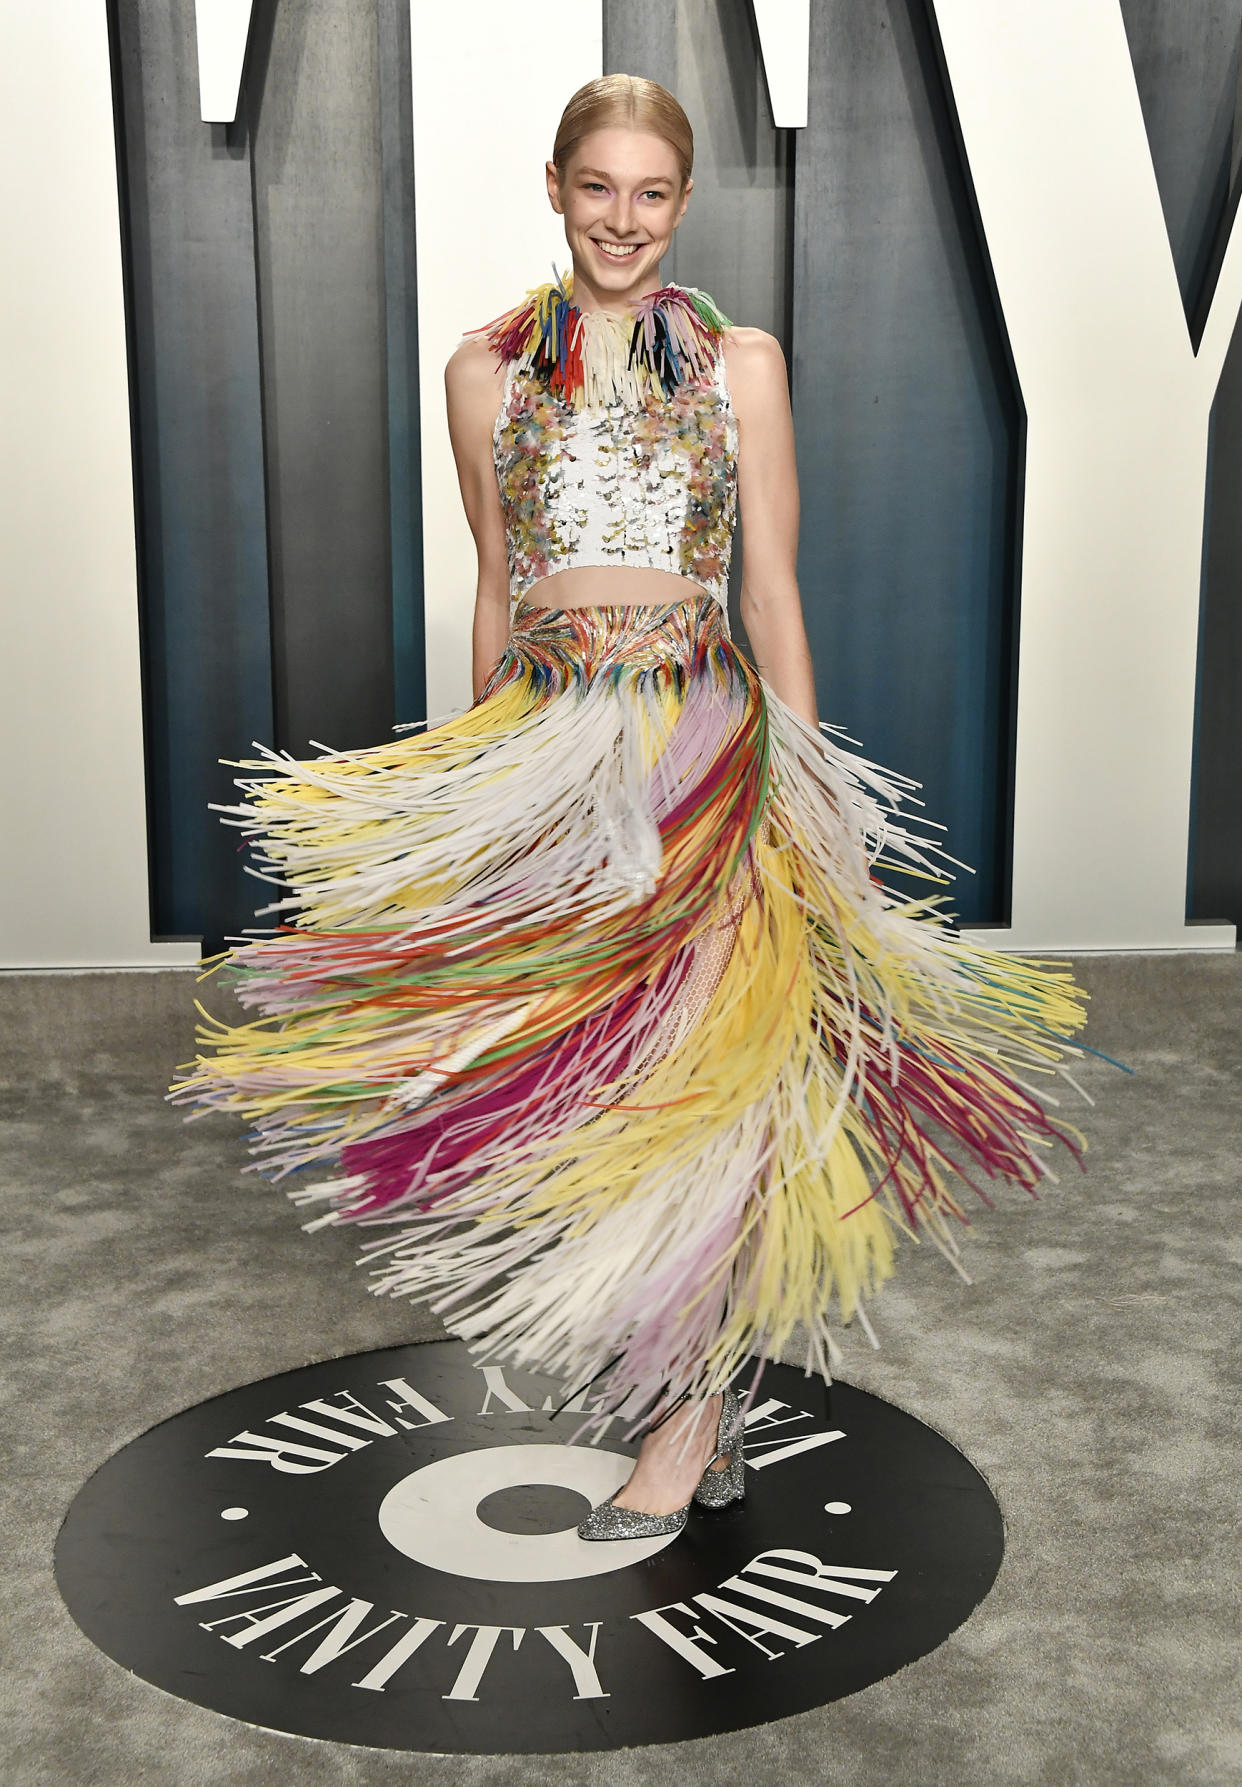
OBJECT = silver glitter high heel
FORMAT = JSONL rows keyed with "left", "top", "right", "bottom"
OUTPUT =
{"left": 692, "top": 1385, "right": 745, "bottom": 1508}
{"left": 576, "top": 1388, "right": 744, "bottom": 1541}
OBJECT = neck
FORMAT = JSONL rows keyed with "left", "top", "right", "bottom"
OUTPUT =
{"left": 565, "top": 263, "right": 669, "bottom": 316}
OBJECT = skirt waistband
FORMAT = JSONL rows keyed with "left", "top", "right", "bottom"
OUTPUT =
{"left": 508, "top": 590, "right": 731, "bottom": 677}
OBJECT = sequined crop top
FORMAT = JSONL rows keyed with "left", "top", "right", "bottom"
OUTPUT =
{"left": 467, "top": 274, "right": 739, "bottom": 625}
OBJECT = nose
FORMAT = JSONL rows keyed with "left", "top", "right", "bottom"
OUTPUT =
{"left": 604, "top": 194, "right": 638, "bottom": 237}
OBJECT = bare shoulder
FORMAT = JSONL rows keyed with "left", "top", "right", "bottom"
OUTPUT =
{"left": 444, "top": 335, "right": 507, "bottom": 446}
{"left": 722, "top": 323, "right": 782, "bottom": 355}
{"left": 445, "top": 333, "right": 505, "bottom": 395}
{"left": 721, "top": 325, "right": 786, "bottom": 374}
{"left": 720, "top": 325, "right": 788, "bottom": 412}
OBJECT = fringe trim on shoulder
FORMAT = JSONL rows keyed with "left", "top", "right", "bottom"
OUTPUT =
{"left": 462, "top": 264, "right": 732, "bottom": 409}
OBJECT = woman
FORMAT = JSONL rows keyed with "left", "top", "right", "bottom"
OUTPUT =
{"left": 172, "top": 76, "right": 1090, "bottom": 1542}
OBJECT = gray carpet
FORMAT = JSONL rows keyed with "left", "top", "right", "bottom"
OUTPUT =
{"left": 0, "top": 956, "right": 1238, "bottom": 1785}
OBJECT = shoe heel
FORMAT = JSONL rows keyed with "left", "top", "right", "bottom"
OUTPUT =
{"left": 692, "top": 1387, "right": 746, "bottom": 1509}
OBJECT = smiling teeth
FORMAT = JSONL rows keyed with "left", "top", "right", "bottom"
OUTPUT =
{"left": 595, "top": 241, "right": 641, "bottom": 257}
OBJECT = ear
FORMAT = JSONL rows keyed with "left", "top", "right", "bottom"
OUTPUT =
{"left": 545, "top": 160, "right": 564, "bottom": 215}
{"left": 676, "top": 176, "right": 693, "bottom": 226}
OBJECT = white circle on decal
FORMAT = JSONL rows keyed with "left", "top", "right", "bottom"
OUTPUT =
{"left": 378, "top": 1444, "right": 680, "bottom": 1582}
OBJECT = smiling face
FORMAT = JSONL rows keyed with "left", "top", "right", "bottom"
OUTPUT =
{"left": 546, "top": 126, "right": 692, "bottom": 312}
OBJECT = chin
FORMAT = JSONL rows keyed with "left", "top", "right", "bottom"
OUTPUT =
{"left": 581, "top": 240, "right": 651, "bottom": 273}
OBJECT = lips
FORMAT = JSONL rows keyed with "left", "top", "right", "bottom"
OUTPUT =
{"left": 592, "top": 239, "right": 643, "bottom": 259}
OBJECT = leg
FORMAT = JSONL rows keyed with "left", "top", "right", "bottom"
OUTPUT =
{"left": 610, "top": 1392, "right": 729, "bottom": 1516}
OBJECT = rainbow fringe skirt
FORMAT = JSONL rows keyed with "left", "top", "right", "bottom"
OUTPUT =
{"left": 171, "top": 592, "right": 1090, "bottom": 1433}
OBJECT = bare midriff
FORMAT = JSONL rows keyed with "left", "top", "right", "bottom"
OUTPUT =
{"left": 518, "top": 565, "right": 712, "bottom": 609}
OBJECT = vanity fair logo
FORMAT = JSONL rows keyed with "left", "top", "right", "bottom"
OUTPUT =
{"left": 55, "top": 1343, "right": 1003, "bottom": 1752}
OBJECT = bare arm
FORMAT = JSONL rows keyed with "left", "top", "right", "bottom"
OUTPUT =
{"left": 724, "top": 327, "right": 820, "bottom": 731}
{"left": 444, "top": 337, "right": 511, "bottom": 700}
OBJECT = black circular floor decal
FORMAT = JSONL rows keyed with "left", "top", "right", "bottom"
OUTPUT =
{"left": 55, "top": 1342, "right": 1003, "bottom": 1753}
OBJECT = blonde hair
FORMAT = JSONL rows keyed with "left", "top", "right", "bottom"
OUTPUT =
{"left": 552, "top": 74, "right": 693, "bottom": 193}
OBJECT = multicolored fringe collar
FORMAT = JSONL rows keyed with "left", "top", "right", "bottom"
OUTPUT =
{"left": 465, "top": 265, "right": 732, "bottom": 410}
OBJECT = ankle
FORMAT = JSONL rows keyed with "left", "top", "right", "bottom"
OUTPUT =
{"left": 649, "top": 1393, "right": 720, "bottom": 1462}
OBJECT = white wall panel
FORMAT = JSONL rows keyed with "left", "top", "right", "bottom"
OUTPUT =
{"left": 0, "top": 1, "right": 199, "bottom": 969}
{"left": 935, "top": 0, "right": 1237, "bottom": 950}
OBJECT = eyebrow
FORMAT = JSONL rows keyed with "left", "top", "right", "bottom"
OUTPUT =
{"left": 576, "top": 167, "right": 674, "bottom": 187}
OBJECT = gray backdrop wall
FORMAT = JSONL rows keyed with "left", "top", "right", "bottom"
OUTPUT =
{"left": 111, "top": 0, "right": 423, "bottom": 950}
{"left": 110, "top": 0, "right": 1242, "bottom": 952}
